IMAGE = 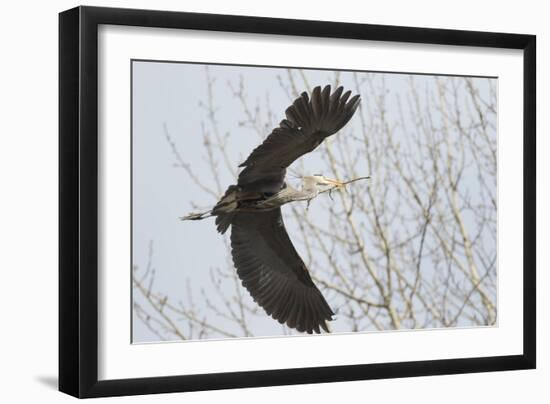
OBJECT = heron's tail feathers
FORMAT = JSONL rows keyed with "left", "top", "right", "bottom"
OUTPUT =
{"left": 214, "top": 213, "right": 234, "bottom": 234}
{"left": 212, "top": 185, "right": 240, "bottom": 234}
{"left": 284, "top": 84, "right": 361, "bottom": 137}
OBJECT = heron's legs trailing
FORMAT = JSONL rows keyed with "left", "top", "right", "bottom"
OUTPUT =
{"left": 180, "top": 210, "right": 213, "bottom": 221}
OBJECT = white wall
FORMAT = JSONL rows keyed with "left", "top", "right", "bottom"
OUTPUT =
{"left": 0, "top": 0, "right": 546, "bottom": 402}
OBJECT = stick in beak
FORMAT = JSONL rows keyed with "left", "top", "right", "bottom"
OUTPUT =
{"left": 321, "top": 177, "right": 346, "bottom": 189}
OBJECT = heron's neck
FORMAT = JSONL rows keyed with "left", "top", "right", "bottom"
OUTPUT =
{"left": 301, "top": 182, "right": 319, "bottom": 199}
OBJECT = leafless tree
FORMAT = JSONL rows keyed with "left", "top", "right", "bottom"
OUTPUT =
{"left": 133, "top": 67, "right": 497, "bottom": 340}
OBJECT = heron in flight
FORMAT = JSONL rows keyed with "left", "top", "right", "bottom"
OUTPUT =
{"left": 185, "top": 85, "right": 361, "bottom": 334}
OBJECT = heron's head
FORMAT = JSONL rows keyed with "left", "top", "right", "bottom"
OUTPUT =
{"left": 303, "top": 174, "right": 344, "bottom": 188}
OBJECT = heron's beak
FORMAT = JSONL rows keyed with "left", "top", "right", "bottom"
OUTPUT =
{"left": 321, "top": 177, "right": 345, "bottom": 188}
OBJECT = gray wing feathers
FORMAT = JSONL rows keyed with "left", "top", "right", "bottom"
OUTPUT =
{"left": 237, "top": 85, "right": 360, "bottom": 189}
{"left": 230, "top": 209, "right": 334, "bottom": 333}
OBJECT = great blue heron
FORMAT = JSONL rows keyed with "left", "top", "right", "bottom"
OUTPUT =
{"left": 184, "top": 85, "right": 361, "bottom": 334}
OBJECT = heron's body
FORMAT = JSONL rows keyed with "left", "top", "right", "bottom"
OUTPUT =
{"left": 206, "top": 85, "right": 361, "bottom": 334}
{"left": 212, "top": 178, "right": 322, "bottom": 217}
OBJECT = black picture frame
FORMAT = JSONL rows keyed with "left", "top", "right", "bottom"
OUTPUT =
{"left": 59, "top": 5, "right": 536, "bottom": 398}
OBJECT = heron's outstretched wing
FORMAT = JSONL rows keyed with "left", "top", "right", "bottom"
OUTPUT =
{"left": 237, "top": 85, "right": 360, "bottom": 192}
{"left": 230, "top": 209, "right": 334, "bottom": 334}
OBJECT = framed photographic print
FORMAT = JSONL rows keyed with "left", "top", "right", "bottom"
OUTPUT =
{"left": 59, "top": 5, "right": 536, "bottom": 398}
